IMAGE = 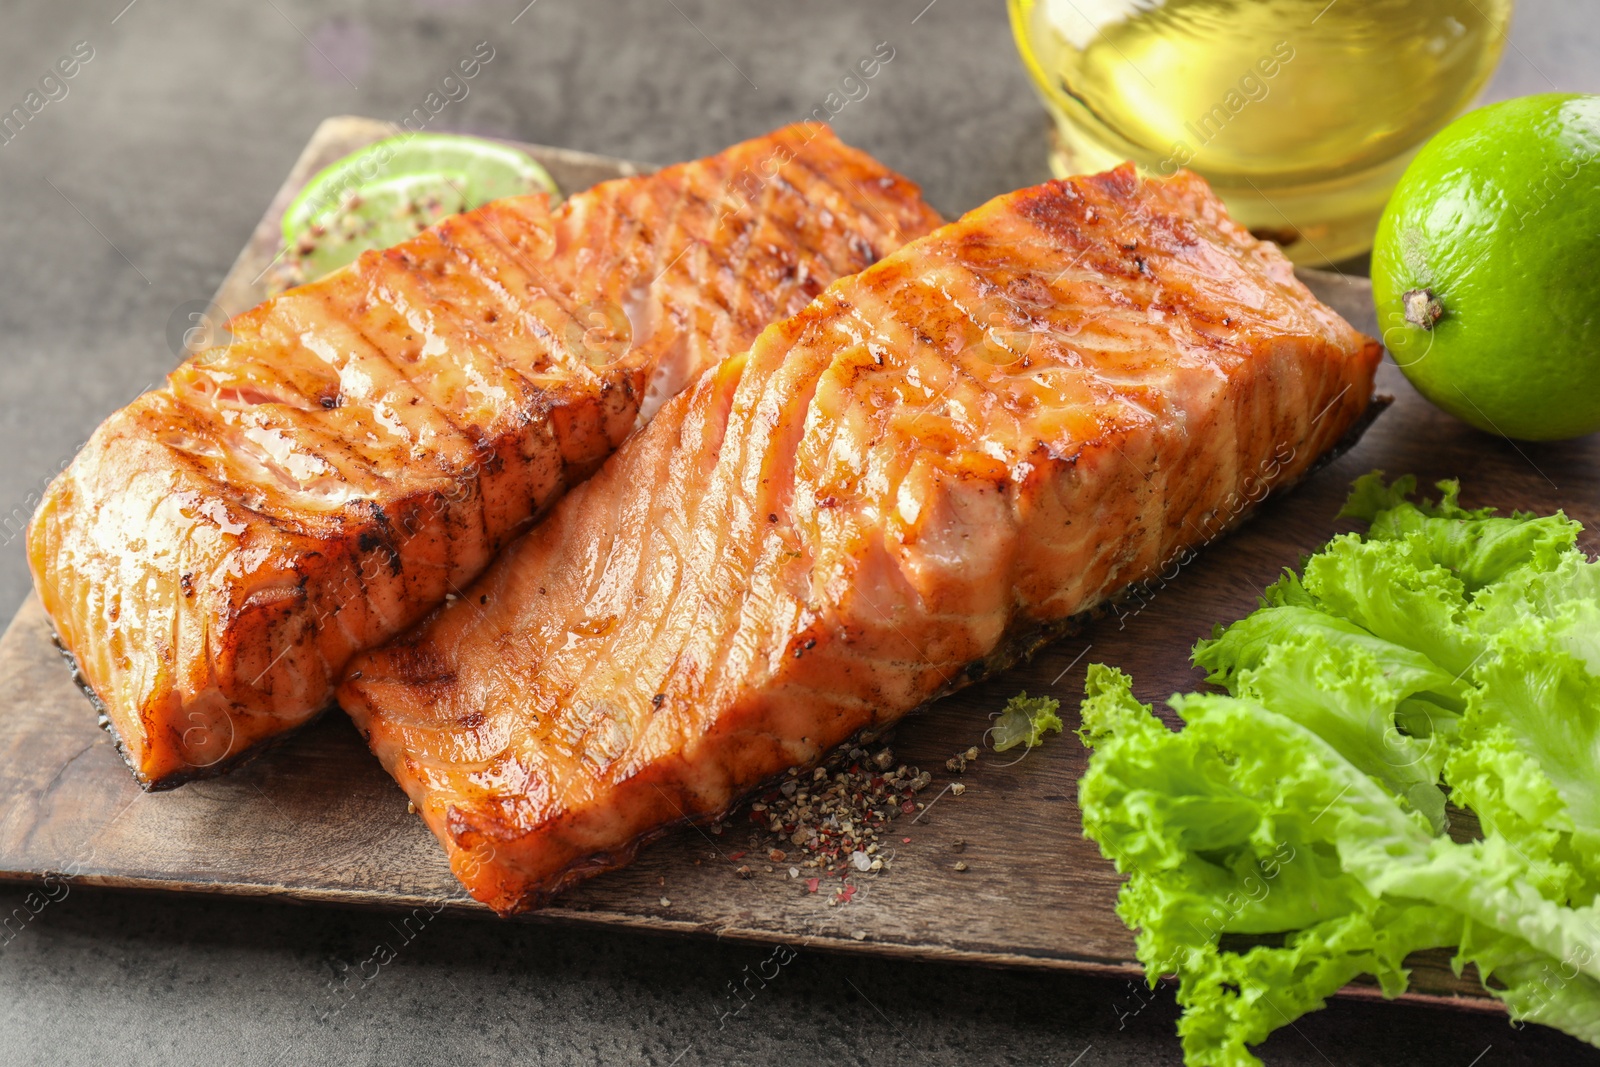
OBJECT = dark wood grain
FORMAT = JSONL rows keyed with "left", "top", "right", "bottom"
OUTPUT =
{"left": 0, "top": 116, "right": 1593, "bottom": 1012}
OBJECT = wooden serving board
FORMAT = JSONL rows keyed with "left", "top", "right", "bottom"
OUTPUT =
{"left": 2, "top": 117, "right": 1596, "bottom": 1011}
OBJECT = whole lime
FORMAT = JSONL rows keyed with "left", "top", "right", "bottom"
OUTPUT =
{"left": 1372, "top": 93, "right": 1600, "bottom": 441}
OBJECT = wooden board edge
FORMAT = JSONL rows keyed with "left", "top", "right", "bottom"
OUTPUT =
{"left": 0, "top": 864, "right": 1505, "bottom": 1015}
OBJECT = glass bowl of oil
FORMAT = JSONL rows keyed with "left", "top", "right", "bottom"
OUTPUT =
{"left": 1009, "top": 0, "right": 1512, "bottom": 265}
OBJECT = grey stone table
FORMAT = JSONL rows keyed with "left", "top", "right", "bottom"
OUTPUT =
{"left": 0, "top": 2, "right": 1596, "bottom": 1064}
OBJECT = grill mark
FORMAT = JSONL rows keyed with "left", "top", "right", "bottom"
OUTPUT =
{"left": 785, "top": 171, "right": 865, "bottom": 285}
{"left": 145, "top": 405, "right": 318, "bottom": 533}
{"left": 754, "top": 197, "right": 810, "bottom": 325}
{"left": 588, "top": 176, "right": 645, "bottom": 282}
{"left": 161, "top": 390, "right": 389, "bottom": 526}
{"left": 633, "top": 161, "right": 719, "bottom": 403}
{"left": 172, "top": 351, "right": 390, "bottom": 487}
{"left": 406, "top": 222, "right": 559, "bottom": 546}
{"left": 455, "top": 215, "right": 596, "bottom": 384}
{"left": 623, "top": 371, "right": 748, "bottom": 704}
{"left": 174, "top": 345, "right": 330, "bottom": 413}
{"left": 494, "top": 195, "right": 614, "bottom": 380}
{"left": 853, "top": 276, "right": 992, "bottom": 562}
{"left": 714, "top": 167, "right": 766, "bottom": 333}
{"left": 732, "top": 147, "right": 812, "bottom": 334}
{"left": 653, "top": 155, "right": 704, "bottom": 306}
{"left": 686, "top": 199, "right": 745, "bottom": 326}
{"left": 628, "top": 357, "right": 777, "bottom": 717}
{"left": 784, "top": 150, "right": 897, "bottom": 266}
{"left": 778, "top": 303, "right": 867, "bottom": 529}
{"left": 460, "top": 198, "right": 564, "bottom": 303}
{"left": 696, "top": 344, "right": 832, "bottom": 699}
{"left": 346, "top": 285, "right": 488, "bottom": 460}
{"left": 551, "top": 408, "right": 696, "bottom": 727}
{"left": 432, "top": 217, "right": 553, "bottom": 404}
{"left": 643, "top": 369, "right": 762, "bottom": 705}
{"left": 640, "top": 163, "right": 691, "bottom": 310}
{"left": 334, "top": 303, "right": 488, "bottom": 595}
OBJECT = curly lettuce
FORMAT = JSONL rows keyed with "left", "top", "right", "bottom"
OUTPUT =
{"left": 1079, "top": 475, "right": 1600, "bottom": 1066}
{"left": 991, "top": 691, "right": 1064, "bottom": 751}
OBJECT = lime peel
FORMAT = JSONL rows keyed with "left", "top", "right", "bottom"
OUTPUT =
{"left": 1372, "top": 92, "right": 1600, "bottom": 441}
{"left": 280, "top": 133, "right": 558, "bottom": 284}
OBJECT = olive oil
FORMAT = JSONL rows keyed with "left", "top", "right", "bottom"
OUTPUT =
{"left": 1010, "top": 0, "right": 1512, "bottom": 264}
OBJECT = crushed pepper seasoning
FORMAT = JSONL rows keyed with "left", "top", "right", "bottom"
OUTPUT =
{"left": 742, "top": 743, "right": 933, "bottom": 878}
{"left": 716, "top": 736, "right": 979, "bottom": 902}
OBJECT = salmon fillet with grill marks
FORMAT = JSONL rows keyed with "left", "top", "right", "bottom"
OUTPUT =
{"left": 339, "top": 165, "right": 1383, "bottom": 914}
{"left": 27, "top": 124, "right": 942, "bottom": 789}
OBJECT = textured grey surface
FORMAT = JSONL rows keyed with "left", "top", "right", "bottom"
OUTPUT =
{"left": 0, "top": 1, "right": 1597, "bottom": 1064}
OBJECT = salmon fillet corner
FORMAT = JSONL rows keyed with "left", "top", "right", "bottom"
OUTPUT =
{"left": 339, "top": 163, "right": 1384, "bottom": 915}
{"left": 27, "top": 124, "right": 942, "bottom": 788}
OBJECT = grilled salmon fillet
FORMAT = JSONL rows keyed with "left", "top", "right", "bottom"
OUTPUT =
{"left": 340, "top": 164, "right": 1383, "bottom": 914}
{"left": 28, "top": 124, "right": 942, "bottom": 788}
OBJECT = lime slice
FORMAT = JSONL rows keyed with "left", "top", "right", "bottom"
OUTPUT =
{"left": 281, "top": 134, "right": 559, "bottom": 282}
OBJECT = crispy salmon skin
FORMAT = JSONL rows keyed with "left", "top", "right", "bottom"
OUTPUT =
{"left": 28, "top": 124, "right": 941, "bottom": 788}
{"left": 339, "top": 164, "right": 1383, "bottom": 915}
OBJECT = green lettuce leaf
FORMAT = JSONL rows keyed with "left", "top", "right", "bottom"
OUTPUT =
{"left": 1345, "top": 472, "right": 1579, "bottom": 594}
{"left": 1300, "top": 534, "right": 1481, "bottom": 678}
{"left": 1464, "top": 929, "right": 1600, "bottom": 1046}
{"left": 1078, "top": 475, "right": 1600, "bottom": 1064}
{"left": 991, "top": 691, "right": 1063, "bottom": 751}
{"left": 1079, "top": 667, "right": 1459, "bottom": 1067}
{"left": 1193, "top": 604, "right": 1469, "bottom": 713}
{"left": 1447, "top": 599, "right": 1600, "bottom": 899}
{"left": 1229, "top": 638, "right": 1449, "bottom": 833}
